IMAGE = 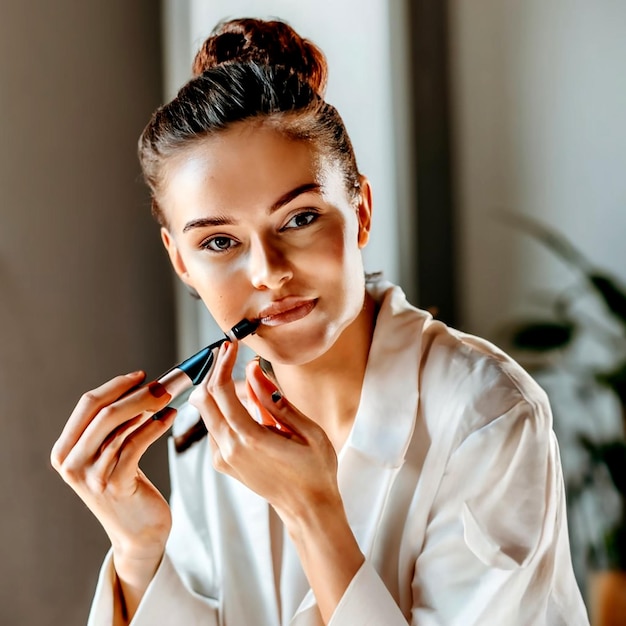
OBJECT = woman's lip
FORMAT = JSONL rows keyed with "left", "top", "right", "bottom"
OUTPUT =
{"left": 257, "top": 297, "right": 315, "bottom": 319}
{"left": 258, "top": 298, "right": 317, "bottom": 326}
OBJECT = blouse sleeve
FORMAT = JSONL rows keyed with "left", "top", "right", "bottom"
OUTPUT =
{"left": 328, "top": 398, "right": 588, "bottom": 626}
{"left": 412, "top": 397, "right": 587, "bottom": 625}
{"left": 328, "top": 559, "right": 409, "bottom": 625}
{"left": 86, "top": 549, "right": 220, "bottom": 626}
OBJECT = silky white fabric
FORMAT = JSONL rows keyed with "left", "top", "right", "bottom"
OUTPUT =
{"left": 88, "top": 281, "right": 589, "bottom": 625}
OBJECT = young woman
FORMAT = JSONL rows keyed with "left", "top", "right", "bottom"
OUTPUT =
{"left": 51, "top": 17, "right": 589, "bottom": 626}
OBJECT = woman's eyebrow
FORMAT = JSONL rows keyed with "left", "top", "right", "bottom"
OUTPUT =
{"left": 182, "top": 182, "right": 322, "bottom": 233}
{"left": 269, "top": 182, "right": 321, "bottom": 213}
{"left": 183, "top": 214, "right": 233, "bottom": 233}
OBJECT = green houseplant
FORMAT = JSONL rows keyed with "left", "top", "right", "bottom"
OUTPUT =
{"left": 500, "top": 215, "right": 626, "bottom": 582}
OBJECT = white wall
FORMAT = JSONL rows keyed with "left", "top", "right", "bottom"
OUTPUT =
{"left": 449, "top": 0, "right": 626, "bottom": 338}
{"left": 162, "top": 0, "right": 414, "bottom": 357}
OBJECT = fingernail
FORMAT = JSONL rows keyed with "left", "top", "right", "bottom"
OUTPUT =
{"left": 258, "top": 358, "right": 273, "bottom": 377}
{"left": 148, "top": 381, "right": 168, "bottom": 398}
{"left": 153, "top": 406, "right": 173, "bottom": 421}
{"left": 271, "top": 390, "right": 282, "bottom": 403}
{"left": 128, "top": 370, "right": 143, "bottom": 377}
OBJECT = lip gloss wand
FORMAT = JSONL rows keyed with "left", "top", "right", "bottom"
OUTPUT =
{"left": 154, "top": 317, "right": 260, "bottom": 401}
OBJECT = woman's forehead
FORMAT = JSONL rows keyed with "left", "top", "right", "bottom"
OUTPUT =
{"left": 159, "top": 125, "right": 346, "bottom": 228}
{"left": 168, "top": 124, "right": 320, "bottom": 187}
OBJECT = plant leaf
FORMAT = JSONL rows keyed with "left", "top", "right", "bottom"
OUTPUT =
{"left": 510, "top": 321, "right": 575, "bottom": 351}
{"left": 580, "top": 436, "right": 626, "bottom": 498}
{"left": 501, "top": 213, "right": 591, "bottom": 272}
{"left": 589, "top": 273, "right": 626, "bottom": 330}
{"left": 595, "top": 361, "right": 626, "bottom": 407}
{"left": 502, "top": 214, "right": 626, "bottom": 329}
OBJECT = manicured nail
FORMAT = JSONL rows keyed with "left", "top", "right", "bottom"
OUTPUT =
{"left": 220, "top": 341, "right": 230, "bottom": 356}
{"left": 153, "top": 406, "right": 173, "bottom": 421}
{"left": 271, "top": 390, "right": 282, "bottom": 403}
{"left": 148, "top": 381, "right": 168, "bottom": 398}
{"left": 127, "top": 370, "right": 143, "bottom": 377}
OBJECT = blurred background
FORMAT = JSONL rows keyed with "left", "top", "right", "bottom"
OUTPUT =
{"left": 1, "top": 0, "right": 625, "bottom": 623}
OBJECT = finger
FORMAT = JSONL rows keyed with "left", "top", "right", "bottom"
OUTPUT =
{"left": 206, "top": 340, "right": 262, "bottom": 439}
{"left": 97, "top": 395, "right": 169, "bottom": 455}
{"left": 104, "top": 382, "right": 173, "bottom": 442}
{"left": 69, "top": 413, "right": 147, "bottom": 492}
{"left": 205, "top": 429, "right": 241, "bottom": 479}
{"left": 94, "top": 406, "right": 174, "bottom": 477}
{"left": 98, "top": 413, "right": 147, "bottom": 462}
{"left": 116, "top": 406, "right": 177, "bottom": 470}
{"left": 244, "top": 377, "right": 279, "bottom": 426}
{"left": 60, "top": 381, "right": 173, "bottom": 472}
{"left": 72, "top": 408, "right": 176, "bottom": 499}
{"left": 52, "top": 371, "right": 145, "bottom": 467}
{"left": 233, "top": 379, "right": 249, "bottom": 407}
{"left": 245, "top": 360, "right": 310, "bottom": 439}
{"left": 245, "top": 378, "right": 298, "bottom": 441}
{"left": 188, "top": 345, "right": 233, "bottom": 441}
{"left": 210, "top": 338, "right": 238, "bottom": 391}
{"left": 82, "top": 379, "right": 171, "bottom": 448}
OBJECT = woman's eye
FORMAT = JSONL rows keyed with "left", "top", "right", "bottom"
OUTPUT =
{"left": 283, "top": 211, "right": 318, "bottom": 230}
{"left": 201, "top": 236, "right": 237, "bottom": 252}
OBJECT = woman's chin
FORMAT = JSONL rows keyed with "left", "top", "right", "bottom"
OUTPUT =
{"left": 248, "top": 302, "right": 365, "bottom": 367}
{"left": 251, "top": 328, "right": 337, "bottom": 367}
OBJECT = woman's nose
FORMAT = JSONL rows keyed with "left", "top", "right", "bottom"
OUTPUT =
{"left": 248, "top": 236, "right": 293, "bottom": 290}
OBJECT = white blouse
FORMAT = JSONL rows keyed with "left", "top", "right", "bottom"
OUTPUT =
{"left": 88, "top": 281, "right": 590, "bottom": 625}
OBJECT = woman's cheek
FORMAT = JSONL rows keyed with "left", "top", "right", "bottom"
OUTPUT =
{"left": 186, "top": 261, "right": 247, "bottom": 325}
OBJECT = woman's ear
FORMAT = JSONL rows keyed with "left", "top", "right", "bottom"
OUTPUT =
{"left": 356, "top": 175, "right": 373, "bottom": 248}
{"left": 161, "top": 227, "right": 194, "bottom": 288}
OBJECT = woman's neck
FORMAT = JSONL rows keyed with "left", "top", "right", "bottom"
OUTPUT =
{"left": 270, "top": 292, "right": 377, "bottom": 452}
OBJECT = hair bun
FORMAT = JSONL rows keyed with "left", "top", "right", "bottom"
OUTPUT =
{"left": 192, "top": 18, "right": 328, "bottom": 97}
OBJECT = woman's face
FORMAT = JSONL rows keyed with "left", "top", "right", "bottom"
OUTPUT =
{"left": 159, "top": 121, "right": 372, "bottom": 365}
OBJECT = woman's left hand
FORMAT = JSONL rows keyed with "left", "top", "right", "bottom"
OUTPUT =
{"left": 188, "top": 339, "right": 342, "bottom": 524}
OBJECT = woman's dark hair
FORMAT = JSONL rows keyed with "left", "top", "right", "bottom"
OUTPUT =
{"left": 139, "top": 17, "right": 361, "bottom": 226}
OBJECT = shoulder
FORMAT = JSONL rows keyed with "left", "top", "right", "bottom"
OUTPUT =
{"left": 374, "top": 282, "right": 548, "bottom": 430}
{"left": 371, "top": 280, "right": 549, "bottom": 427}
{"left": 417, "top": 317, "right": 553, "bottom": 446}
{"left": 369, "top": 281, "right": 552, "bottom": 451}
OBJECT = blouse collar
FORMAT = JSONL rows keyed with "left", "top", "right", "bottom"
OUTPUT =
{"left": 343, "top": 280, "right": 430, "bottom": 468}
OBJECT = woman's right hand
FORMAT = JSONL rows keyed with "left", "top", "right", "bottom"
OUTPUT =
{"left": 50, "top": 371, "right": 176, "bottom": 609}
